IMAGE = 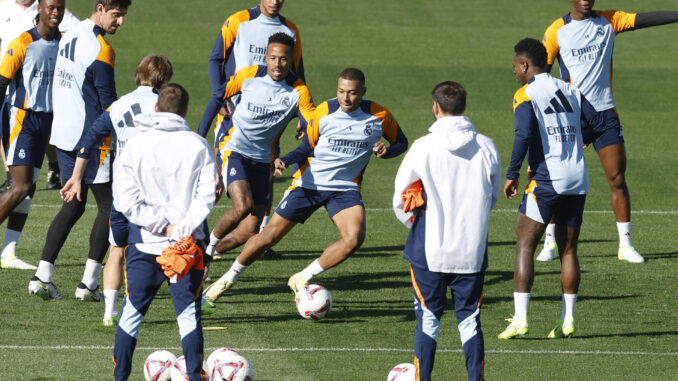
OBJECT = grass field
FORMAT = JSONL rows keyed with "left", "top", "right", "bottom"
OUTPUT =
{"left": 1, "top": 0, "right": 678, "bottom": 380}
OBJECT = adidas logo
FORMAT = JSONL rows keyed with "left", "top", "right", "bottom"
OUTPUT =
{"left": 544, "top": 90, "right": 574, "bottom": 114}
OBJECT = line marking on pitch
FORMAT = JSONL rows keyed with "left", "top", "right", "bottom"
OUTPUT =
{"left": 1, "top": 345, "right": 677, "bottom": 356}
{"left": 27, "top": 204, "right": 678, "bottom": 215}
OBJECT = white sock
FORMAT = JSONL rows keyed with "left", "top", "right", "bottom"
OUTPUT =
{"left": 617, "top": 222, "right": 631, "bottom": 246}
{"left": 561, "top": 293, "right": 577, "bottom": 320}
{"left": 544, "top": 224, "right": 556, "bottom": 245}
{"left": 81, "top": 261, "right": 102, "bottom": 290}
{"left": 35, "top": 261, "right": 54, "bottom": 283}
{"left": 224, "top": 260, "right": 248, "bottom": 283}
{"left": 259, "top": 215, "right": 270, "bottom": 233}
{"left": 104, "top": 289, "right": 119, "bottom": 317}
{"left": 1, "top": 228, "right": 21, "bottom": 259}
{"left": 206, "top": 231, "right": 220, "bottom": 255}
{"left": 300, "top": 259, "right": 325, "bottom": 280}
{"left": 513, "top": 292, "right": 530, "bottom": 321}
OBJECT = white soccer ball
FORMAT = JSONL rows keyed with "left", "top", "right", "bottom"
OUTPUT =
{"left": 143, "top": 350, "right": 177, "bottom": 381}
{"left": 170, "top": 355, "right": 188, "bottom": 381}
{"left": 206, "top": 348, "right": 254, "bottom": 381}
{"left": 387, "top": 363, "right": 416, "bottom": 381}
{"left": 295, "top": 284, "right": 332, "bottom": 320}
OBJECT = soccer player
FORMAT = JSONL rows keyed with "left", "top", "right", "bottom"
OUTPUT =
{"left": 537, "top": 1, "right": 678, "bottom": 263}
{"left": 0, "top": 0, "right": 64, "bottom": 270}
{"left": 201, "top": 31, "right": 314, "bottom": 295}
{"left": 28, "top": 0, "right": 131, "bottom": 301}
{"left": 198, "top": 0, "right": 304, "bottom": 138}
{"left": 393, "top": 82, "right": 500, "bottom": 381}
{"left": 113, "top": 84, "right": 215, "bottom": 381}
{"left": 200, "top": 0, "right": 305, "bottom": 257}
{"left": 204, "top": 68, "right": 408, "bottom": 304}
{"left": 498, "top": 38, "right": 605, "bottom": 340}
{"left": 0, "top": 0, "right": 78, "bottom": 270}
{"left": 0, "top": 0, "right": 79, "bottom": 192}
{"left": 60, "top": 55, "right": 173, "bottom": 325}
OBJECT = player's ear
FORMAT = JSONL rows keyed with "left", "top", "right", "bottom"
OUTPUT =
{"left": 360, "top": 86, "right": 367, "bottom": 96}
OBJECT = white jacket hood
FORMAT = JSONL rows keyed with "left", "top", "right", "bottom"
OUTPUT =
{"left": 134, "top": 112, "right": 191, "bottom": 133}
{"left": 429, "top": 116, "right": 477, "bottom": 152}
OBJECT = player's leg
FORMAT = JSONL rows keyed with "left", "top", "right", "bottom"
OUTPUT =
{"left": 548, "top": 195, "right": 584, "bottom": 338}
{"left": 75, "top": 182, "right": 112, "bottom": 301}
{"left": 288, "top": 192, "right": 366, "bottom": 293}
{"left": 213, "top": 204, "right": 266, "bottom": 254}
{"left": 409, "top": 265, "right": 449, "bottom": 381}
{"left": 499, "top": 183, "right": 551, "bottom": 339}
{"left": 204, "top": 212, "right": 297, "bottom": 303}
{"left": 45, "top": 143, "right": 61, "bottom": 190}
{"left": 450, "top": 271, "right": 485, "bottom": 381}
{"left": 169, "top": 265, "right": 206, "bottom": 380}
{"left": 260, "top": 165, "right": 283, "bottom": 259}
{"left": 0, "top": 99, "right": 11, "bottom": 192}
{"left": 113, "top": 245, "right": 166, "bottom": 380}
{"left": 103, "top": 207, "right": 129, "bottom": 325}
{"left": 536, "top": 217, "right": 557, "bottom": 262}
{"left": 208, "top": 179, "right": 255, "bottom": 251}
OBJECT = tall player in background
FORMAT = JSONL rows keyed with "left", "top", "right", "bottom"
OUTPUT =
{"left": 0, "top": 0, "right": 77, "bottom": 270}
{"left": 204, "top": 68, "right": 408, "bottom": 304}
{"left": 28, "top": 0, "right": 131, "bottom": 301}
{"left": 0, "top": 0, "right": 64, "bottom": 270}
{"left": 60, "top": 55, "right": 173, "bottom": 325}
{"left": 0, "top": 0, "right": 79, "bottom": 193}
{"left": 199, "top": 0, "right": 304, "bottom": 258}
{"left": 202, "top": 33, "right": 314, "bottom": 307}
{"left": 537, "top": 0, "right": 678, "bottom": 263}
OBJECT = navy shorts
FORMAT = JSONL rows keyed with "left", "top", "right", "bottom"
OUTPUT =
{"left": 57, "top": 147, "right": 112, "bottom": 185}
{"left": 275, "top": 187, "right": 364, "bottom": 224}
{"left": 5, "top": 107, "right": 51, "bottom": 168}
{"left": 109, "top": 205, "right": 129, "bottom": 247}
{"left": 592, "top": 108, "right": 624, "bottom": 151}
{"left": 518, "top": 180, "right": 586, "bottom": 228}
{"left": 222, "top": 151, "right": 271, "bottom": 205}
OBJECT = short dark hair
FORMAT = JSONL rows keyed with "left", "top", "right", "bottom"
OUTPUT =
{"left": 157, "top": 84, "right": 189, "bottom": 117}
{"left": 94, "top": 0, "right": 131, "bottom": 12}
{"left": 432, "top": 81, "right": 466, "bottom": 115}
{"left": 339, "top": 68, "right": 365, "bottom": 87}
{"left": 135, "top": 55, "right": 173, "bottom": 89}
{"left": 514, "top": 38, "right": 547, "bottom": 69}
{"left": 268, "top": 32, "right": 295, "bottom": 49}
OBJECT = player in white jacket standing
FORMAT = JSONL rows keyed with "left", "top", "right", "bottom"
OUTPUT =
{"left": 393, "top": 81, "right": 501, "bottom": 381}
{"left": 112, "top": 84, "right": 215, "bottom": 381}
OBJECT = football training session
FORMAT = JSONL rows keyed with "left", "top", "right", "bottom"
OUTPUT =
{"left": 0, "top": 0, "right": 677, "bottom": 380}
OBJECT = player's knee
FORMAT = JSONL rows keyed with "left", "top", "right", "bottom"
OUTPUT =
{"left": 7, "top": 181, "right": 32, "bottom": 201}
{"left": 343, "top": 231, "right": 365, "bottom": 251}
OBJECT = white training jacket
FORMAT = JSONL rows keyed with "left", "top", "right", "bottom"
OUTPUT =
{"left": 114, "top": 112, "right": 216, "bottom": 255}
{"left": 393, "top": 116, "right": 501, "bottom": 273}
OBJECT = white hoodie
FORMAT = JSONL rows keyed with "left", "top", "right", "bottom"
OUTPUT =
{"left": 393, "top": 116, "right": 501, "bottom": 273}
{"left": 114, "top": 112, "right": 216, "bottom": 254}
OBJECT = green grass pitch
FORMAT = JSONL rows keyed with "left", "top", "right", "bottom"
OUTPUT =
{"left": 1, "top": 0, "right": 677, "bottom": 379}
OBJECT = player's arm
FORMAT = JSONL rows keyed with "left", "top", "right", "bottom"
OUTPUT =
{"left": 208, "top": 13, "right": 242, "bottom": 97}
{"left": 114, "top": 144, "right": 171, "bottom": 235}
{"left": 376, "top": 107, "right": 408, "bottom": 159}
{"left": 222, "top": 65, "right": 259, "bottom": 101}
{"left": 0, "top": 36, "right": 28, "bottom": 104}
{"left": 634, "top": 11, "right": 678, "bottom": 29}
{"left": 277, "top": 108, "right": 321, "bottom": 173}
{"left": 505, "top": 99, "right": 536, "bottom": 199}
{"left": 542, "top": 19, "right": 563, "bottom": 73}
{"left": 61, "top": 111, "right": 115, "bottom": 202}
{"left": 168, "top": 141, "right": 217, "bottom": 241}
{"left": 90, "top": 51, "right": 118, "bottom": 110}
{"left": 579, "top": 94, "right": 606, "bottom": 146}
{"left": 286, "top": 21, "right": 305, "bottom": 81}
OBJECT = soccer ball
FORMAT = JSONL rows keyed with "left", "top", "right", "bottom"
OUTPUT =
{"left": 143, "top": 350, "right": 177, "bottom": 381}
{"left": 206, "top": 348, "right": 254, "bottom": 381}
{"left": 170, "top": 355, "right": 189, "bottom": 381}
{"left": 295, "top": 284, "right": 332, "bottom": 320}
{"left": 387, "top": 363, "right": 416, "bottom": 381}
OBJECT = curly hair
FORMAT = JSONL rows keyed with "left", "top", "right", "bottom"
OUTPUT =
{"left": 514, "top": 38, "right": 547, "bottom": 69}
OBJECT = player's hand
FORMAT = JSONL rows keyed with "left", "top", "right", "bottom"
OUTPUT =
{"left": 373, "top": 142, "right": 387, "bottom": 157}
{"left": 295, "top": 120, "right": 305, "bottom": 140}
{"left": 274, "top": 158, "right": 287, "bottom": 176}
{"left": 504, "top": 179, "right": 519, "bottom": 200}
{"left": 60, "top": 177, "right": 82, "bottom": 202}
{"left": 165, "top": 224, "right": 175, "bottom": 238}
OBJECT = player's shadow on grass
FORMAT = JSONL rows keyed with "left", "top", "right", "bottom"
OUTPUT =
{"left": 570, "top": 330, "right": 678, "bottom": 339}
{"left": 483, "top": 270, "right": 562, "bottom": 287}
{"left": 482, "top": 293, "right": 640, "bottom": 305}
{"left": 642, "top": 251, "right": 678, "bottom": 260}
